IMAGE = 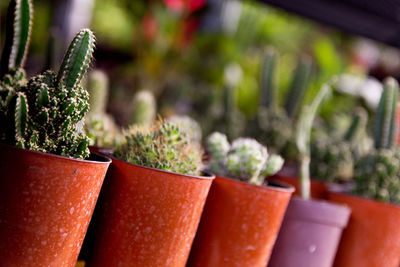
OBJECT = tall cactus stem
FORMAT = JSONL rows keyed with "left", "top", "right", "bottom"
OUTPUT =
{"left": 374, "top": 77, "right": 399, "bottom": 149}
{"left": 260, "top": 48, "right": 278, "bottom": 111}
{"left": 285, "top": 56, "right": 312, "bottom": 120}
{"left": 1, "top": 0, "right": 33, "bottom": 76}
{"left": 296, "top": 84, "right": 331, "bottom": 199}
{"left": 57, "top": 29, "right": 95, "bottom": 90}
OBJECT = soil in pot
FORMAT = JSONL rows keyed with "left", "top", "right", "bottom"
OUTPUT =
{"left": 327, "top": 191, "right": 400, "bottom": 267}
{"left": 0, "top": 144, "right": 111, "bottom": 267}
{"left": 268, "top": 196, "right": 350, "bottom": 267}
{"left": 86, "top": 155, "right": 214, "bottom": 267}
{"left": 187, "top": 176, "right": 294, "bottom": 267}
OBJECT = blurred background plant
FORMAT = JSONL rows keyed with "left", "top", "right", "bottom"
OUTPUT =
{"left": 1, "top": 0, "right": 399, "bottom": 153}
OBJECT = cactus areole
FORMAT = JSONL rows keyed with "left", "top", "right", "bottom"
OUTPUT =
{"left": 0, "top": 25, "right": 96, "bottom": 159}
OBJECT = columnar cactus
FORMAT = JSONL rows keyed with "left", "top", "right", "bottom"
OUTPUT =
{"left": 248, "top": 52, "right": 312, "bottom": 161}
{"left": 206, "top": 132, "right": 284, "bottom": 186}
{"left": 296, "top": 84, "right": 331, "bottom": 199}
{"left": 85, "top": 70, "right": 120, "bottom": 147}
{"left": 353, "top": 78, "right": 400, "bottom": 203}
{"left": 0, "top": 28, "right": 96, "bottom": 159}
{"left": 0, "top": 0, "right": 33, "bottom": 78}
{"left": 114, "top": 119, "right": 203, "bottom": 176}
{"left": 130, "top": 90, "right": 156, "bottom": 126}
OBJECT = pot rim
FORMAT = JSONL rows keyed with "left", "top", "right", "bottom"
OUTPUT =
{"left": 214, "top": 175, "right": 295, "bottom": 193}
{"left": 0, "top": 143, "right": 111, "bottom": 164}
{"left": 104, "top": 152, "right": 215, "bottom": 181}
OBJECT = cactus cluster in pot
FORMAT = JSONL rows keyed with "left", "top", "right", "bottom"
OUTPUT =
{"left": 248, "top": 48, "right": 312, "bottom": 161}
{"left": 114, "top": 118, "right": 203, "bottom": 175}
{"left": 353, "top": 78, "right": 400, "bottom": 203}
{"left": 206, "top": 132, "right": 284, "bottom": 186}
{"left": 310, "top": 108, "right": 369, "bottom": 183}
{"left": 0, "top": 0, "right": 95, "bottom": 160}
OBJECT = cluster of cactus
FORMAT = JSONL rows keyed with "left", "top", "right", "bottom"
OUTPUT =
{"left": 114, "top": 119, "right": 203, "bottom": 176}
{"left": 310, "top": 108, "right": 369, "bottom": 183}
{"left": 206, "top": 132, "right": 284, "bottom": 186}
{"left": 85, "top": 70, "right": 121, "bottom": 147}
{"left": 247, "top": 48, "right": 312, "bottom": 160}
{"left": 130, "top": 90, "right": 156, "bottom": 126}
{"left": 0, "top": 0, "right": 95, "bottom": 159}
{"left": 296, "top": 84, "right": 331, "bottom": 199}
{"left": 353, "top": 78, "right": 400, "bottom": 203}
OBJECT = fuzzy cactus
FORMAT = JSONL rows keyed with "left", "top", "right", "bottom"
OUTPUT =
{"left": 0, "top": 28, "right": 96, "bottom": 159}
{"left": 114, "top": 119, "right": 203, "bottom": 176}
{"left": 85, "top": 70, "right": 121, "bottom": 147}
{"left": 206, "top": 132, "right": 284, "bottom": 186}
{"left": 353, "top": 78, "right": 400, "bottom": 203}
{"left": 296, "top": 84, "right": 331, "bottom": 199}
{"left": 167, "top": 115, "right": 202, "bottom": 144}
{"left": 130, "top": 90, "right": 156, "bottom": 126}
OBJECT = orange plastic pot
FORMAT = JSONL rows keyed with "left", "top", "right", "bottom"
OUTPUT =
{"left": 87, "top": 155, "right": 214, "bottom": 267}
{"left": 187, "top": 176, "right": 294, "bottom": 267}
{"left": 273, "top": 164, "right": 327, "bottom": 199}
{"left": 0, "top": 144, "right": 111, "bottom": 266}
{"left": 327, "top": 191, "right": 400, "bottom": 267}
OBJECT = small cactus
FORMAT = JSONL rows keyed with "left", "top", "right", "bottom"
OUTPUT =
{"left": 353, "top": 78, "right": 400, "bottom": 203}
{"left": 1, "top": 0, "right": 33, "bottom": 77}
{"left": 1, "top": 28, "right": 96, "bottom": 159}
{"left": 206, "top": 132, "right": 284, "bottom": 186}
{"left": 114, "top": 119, "right": 203, "bottom": 176}
{"left": 167, "top": 115, "right": 202, "bottom": 144}
{"left": 296, "top": 84, "right": 331, "bottom": 199}
{"left": 130, "top": 90, "right": 157, "bottom": 126}
{"left": 87, "top": 70, "right": 109, "bottom": 115}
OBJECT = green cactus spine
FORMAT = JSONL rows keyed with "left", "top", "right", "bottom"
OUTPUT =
{"left": 207, "top": 132, "right": 284, "bottom": 186}
{"left": 1, "top": 29, "right": 96, "bottom": 159}
{"left": 260, "top": 48, "right": 278, "bottom": 111}
{"left": 296, "top": 84, "right": 330, "bottom": 199}
{"left": 115, "top": 119, "right": 203, "bottom": 176}
{"left": 374, "top": 78, "right": 398, "bottom": 149}
{"left": 1, "top": 0, "right": 33, "bottom": 77}
{"left": 285, "top": 56, "right": 312, "bottom": 120}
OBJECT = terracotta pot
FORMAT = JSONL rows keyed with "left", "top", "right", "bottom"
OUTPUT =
{"left": 268, "top": 197, "right": 351, "bottom": 267}
{"left": 87, "top": 155, "right": 214, "bottom": 267}
{"left": 187, "top": 176, "right": 294, "bottom": 267}
{"left": 327, "top": 191, "right": 400, "bottom": 267}
{"left": 273, "top": 164, "right": 328, "bottom": 199}
{"left": 0, "top": 144, "right": 111, "bottom": 267}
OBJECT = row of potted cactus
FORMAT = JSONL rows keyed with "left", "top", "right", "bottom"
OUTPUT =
{"left": 2, "top": 1, "right": 400, "bottom": 267}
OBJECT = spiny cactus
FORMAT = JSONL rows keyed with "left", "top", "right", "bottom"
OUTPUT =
{"left": 130, "top": 90, "right": 156, "bottom": 126}
{"left": 206, "top": 132, "right": 284, "bottom": 186}
{"left": 260, "top": 48, "right": 278, "bottom": 111}
{"left": 114, "top": 119, "right": 203, "bottom": 176}
{"left": 0, "top": 29, "right": 96, "bottom": 159}
{"left": 310, "top": 108, "right": 368, "bottom": 183}
{"left": 353, "top": 78, "right": 400, "bottom": 203}
{"left": 85, "top": 70, "right": 121, "bottom": 147}
{"left": 167, "top": 115, "right": 202, "bottom": 144}
{"left": 0, "top": 0, "right": 33, "bottom": 77}
{"left": 296, "top": 84, "right": 331, "bottom": 199}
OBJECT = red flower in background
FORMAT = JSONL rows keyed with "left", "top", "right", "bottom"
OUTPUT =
{"left": 164, "top": 0, "right": 206, "bottom": 13}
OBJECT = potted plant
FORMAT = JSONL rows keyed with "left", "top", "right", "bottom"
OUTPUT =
{"left": 327, "top": 77, "right": 400, "bottom": 267}
{"left": 0, "top": 1, "right": 110, "bottom": 266}
{"left": 87, "top": 119, "right": 214, "bottom": 267}
{"left": 268, "top": 84, "right": 351, "bottom": 267}
{"left": 187, "top": 132, "right": 294, "bottom": 267}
